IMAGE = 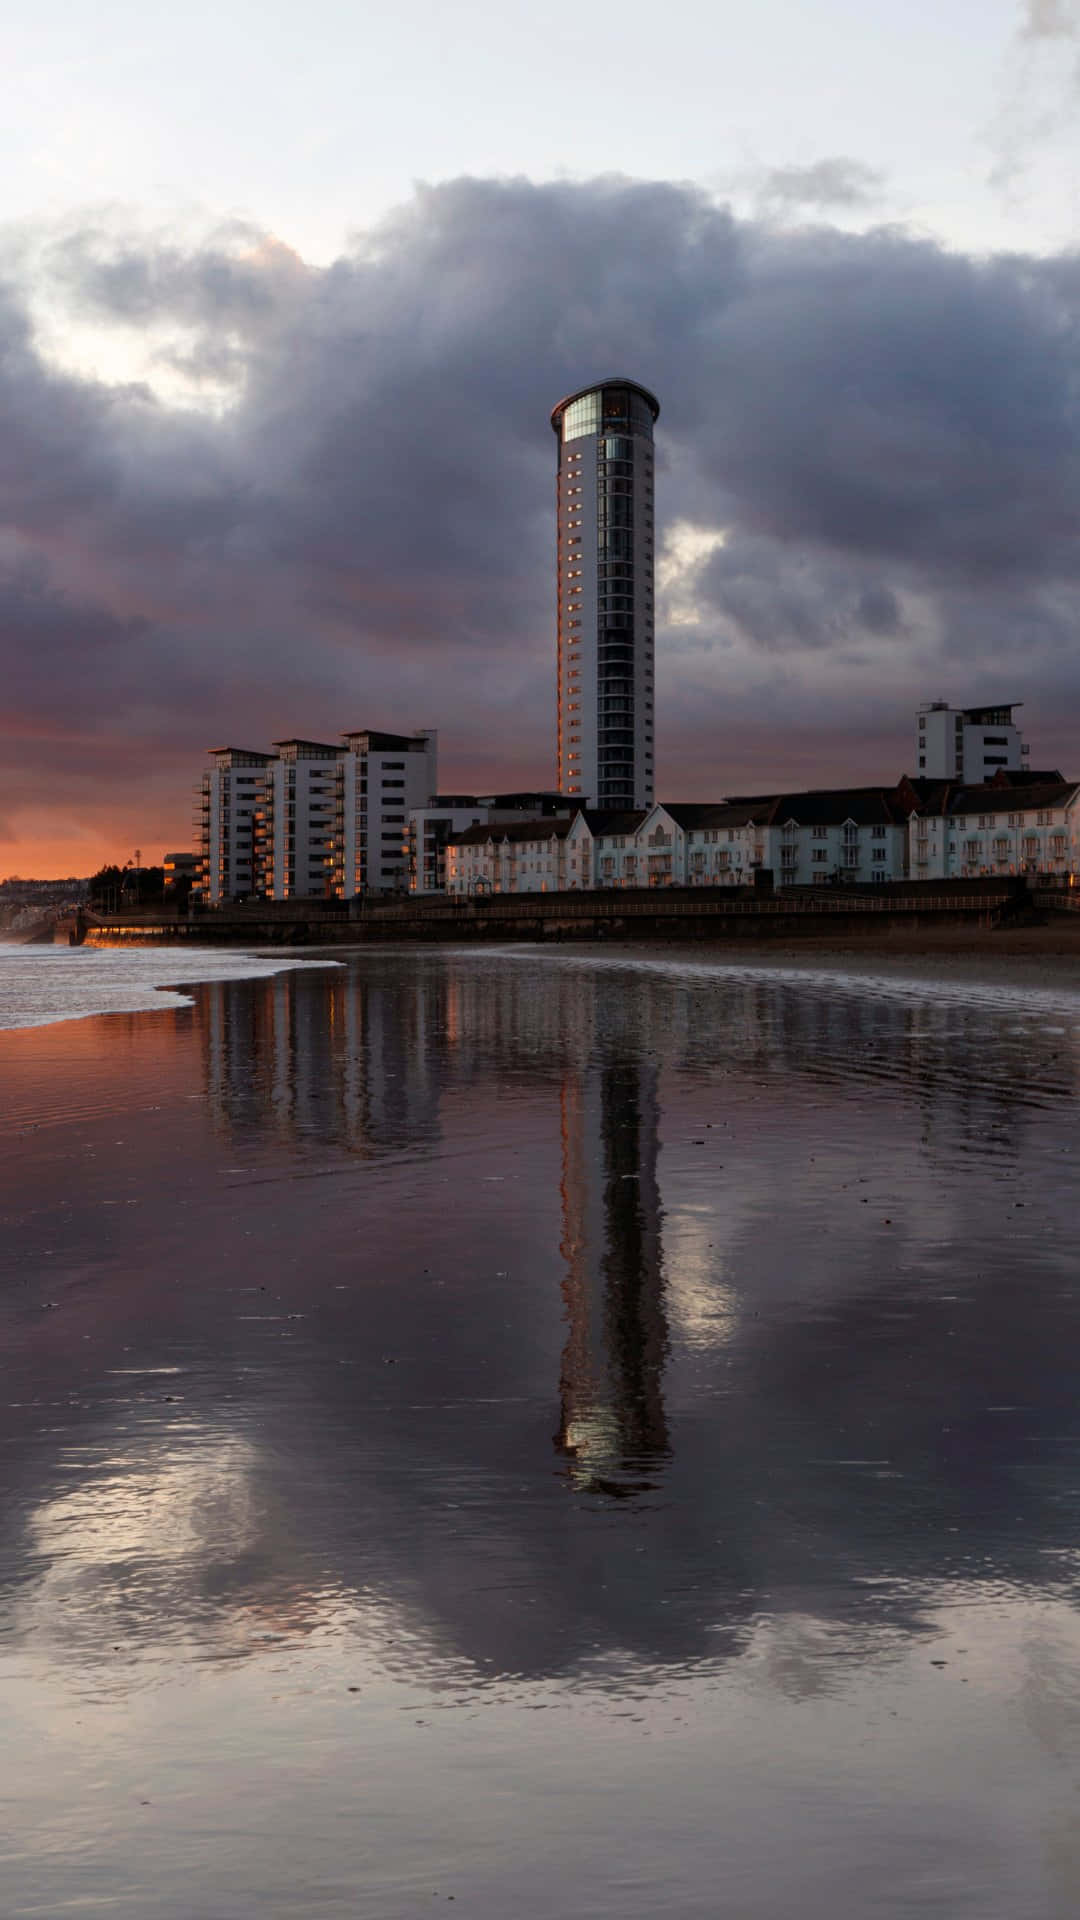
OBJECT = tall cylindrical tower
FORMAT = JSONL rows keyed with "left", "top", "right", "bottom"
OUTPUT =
{"left": 551, "top": 380, "right": 659, "bottom": 809}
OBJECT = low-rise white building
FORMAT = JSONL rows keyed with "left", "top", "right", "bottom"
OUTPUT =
{"left": 635, "top": 803, "right": 768, "bottom": 887}
{"left": 445, "top": 819, "right": 572, "bottom": 895}
{"left": 631, "top": 791, "right": 907, "bottom": 889}
{"left": 905, "top": 776, "right": 1080, "bottom": 880}
{"left": 564, "top": 810, "right": 648, "bottom": 889}
{"left": 446, "top": 789, "right": 911, "bottom": 897}
{"left": 760, "top": 790, "right": 907, "bottom": 887}
{"left": 409, "top": 792, "right": 570, "bottom": 894}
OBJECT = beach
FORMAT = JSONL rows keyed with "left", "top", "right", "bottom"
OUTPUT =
{"left": 3, "top": 944, "right": 1080, "bottom": 1917}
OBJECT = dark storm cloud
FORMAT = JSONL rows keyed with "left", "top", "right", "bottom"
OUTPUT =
{"left": 3, "top": 173, "right": 1080, "bottom": 858}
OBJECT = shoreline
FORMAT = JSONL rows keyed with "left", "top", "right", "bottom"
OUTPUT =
{"left": 6, "top": 926, "right": 1079, "bottom": 1039}
{"left": 301, "top": 920, "right": 1080, "bottom": 986}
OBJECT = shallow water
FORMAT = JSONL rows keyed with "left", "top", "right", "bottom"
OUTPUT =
{"left": 0, "top": 942, "right": 337, "bottom": 1030}
{"left": 2, "top": 947, "right": 1080, "bottom": 1917}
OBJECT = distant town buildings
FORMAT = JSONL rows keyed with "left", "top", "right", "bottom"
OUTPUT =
{"left": 552, "top": 380, "right": 658, "bottom": 811}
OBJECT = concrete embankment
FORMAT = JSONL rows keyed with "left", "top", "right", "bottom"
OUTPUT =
{"left": 78, "top": 881, "right": 1042, "bottom": 950}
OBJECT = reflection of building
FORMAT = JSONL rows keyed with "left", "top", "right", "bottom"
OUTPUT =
{"left": 551, "top": 379, "right": 659, "bottom": 808}
{"left": 557, "top": 1054, "right": 669, "bottom": 1491}
{"left": 200, "top": 967, "right": 444, "bottom": 1156}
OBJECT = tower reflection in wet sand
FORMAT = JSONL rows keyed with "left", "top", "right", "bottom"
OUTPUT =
{"left": 557, "top": 1054, "right": 669, "bottom": 1493}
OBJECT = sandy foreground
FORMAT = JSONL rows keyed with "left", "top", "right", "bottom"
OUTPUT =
{"left": 629, "top": 920, "right": 1080, "bottom": 987}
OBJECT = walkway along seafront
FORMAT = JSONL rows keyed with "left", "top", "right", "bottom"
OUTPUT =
{"left": 70, "top": 878, "right": 1047, "bottom": 949}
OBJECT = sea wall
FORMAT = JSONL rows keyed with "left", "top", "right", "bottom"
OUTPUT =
{"left": 79, "top": 882, "right": 1031, "bottom": 948}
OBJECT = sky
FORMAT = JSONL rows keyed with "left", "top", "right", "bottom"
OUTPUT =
{"left": 4, "top": 0, "right": 1080, "bottom": 873}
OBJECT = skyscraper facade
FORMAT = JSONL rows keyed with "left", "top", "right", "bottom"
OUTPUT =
{"left": 551, "top": 379, "right": 659, "bottom": 809}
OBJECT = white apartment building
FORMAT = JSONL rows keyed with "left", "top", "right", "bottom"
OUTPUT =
{"left": 445, "top": 819, "right": 572, "bottom": 895}
{"left": 196, "top": 748, "right": 276, "bottom": 904}
{"left": 552, "top": 379, "right": 659, "bottom": 810}
{"left": 916, "top": 702, "right": 1028, "bottom": 782}
{"left": 630, "top": 793, "right": 907, "bottom": 889}
{"left": 266, "top": 738, "right": 347, "bottom": 899}
{"left": 196, "top": 728, "right": 437, "bottom": 901}
{"left": 906, "top": 778, "right": 1080, "bottom": 880}
{"left": 633, "top": 804, "right": 768, "bottom": 888}
{"left": 760, "top": 792, "right": 907, "bottom": 887}
{"left": 340, "top": 730, "right": 437, "bottom": 896}
{"left": 564, "top": 810, "right": 648, "bottom": 889}
{"left": 448, "top": 789, "right": 909, "bottom": 898}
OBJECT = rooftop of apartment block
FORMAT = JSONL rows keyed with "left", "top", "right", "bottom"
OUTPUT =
{"left": 340, "top": 729, "right": 432, "bottom": 752}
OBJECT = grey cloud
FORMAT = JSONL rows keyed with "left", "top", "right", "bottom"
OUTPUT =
{"left": 45, "top": 219, "right": 292, "bottom": 330}
{"left": 1021, "top": 0, "right": 1078, "bottom": 36}
{"left": 760, "top": 157, "right": 884, "bottom": 208}
{"left": 3, "top": 175, "right": 1080, "bottom": 861}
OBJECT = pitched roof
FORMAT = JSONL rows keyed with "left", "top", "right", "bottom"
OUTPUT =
{"left": 768, "top": 786, "right": 904, "bottom": 827}
{"left": 945, "top": 779, "right": 1079, "bottom": 817}
{"left": 448, "top": 818, "right": 572, "bottom": 848}
{"left": 667, "top": 788, "right": 905, "bottom": 829}
{"left": 572, "top": 809, "right": 648, "bottom": 835}
{"left": 991, "top": 767, "right": 1066, "bottom": 787}
{"left": 658, "top": 801, "right": 775, "bottom": 829}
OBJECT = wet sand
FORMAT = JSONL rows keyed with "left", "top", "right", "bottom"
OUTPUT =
{"left": 289, "top": 914, "right": 1080, "bottom": 988}
{"left": 634, "top": 918, "right": 1080, "bottom": 984}
{"left": 3, "top": 947, "right": 1080, "bottom": 1917}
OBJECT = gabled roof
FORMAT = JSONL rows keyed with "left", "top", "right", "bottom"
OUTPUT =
{"left": 991, "top": 767, "right": 1065, "bottom": 787}
{"left": 447, "top": 824, "right": 496, "bottom": 848}
{"left": 657, "top": 801, "right": 773, "bottom": 830}
{"left": 899, "top": 776, "right": 955, "bottom": 813}
{"left": 766, "top": 786, "right": 905, "bottom": 827}
{"left": 448, "top": 818, "right": 571, "bottom": 848}
{"left": 572, "top": 809, "right": 648, "bottom": 835}
{"left": 661, "top": 787, "right": 907, "bottom": 830}
{"left": 945, "top": 780, "right": 1079, "bottom": 817}
{"left": 907, "top": 777, "right": 1080, "bottom": 820}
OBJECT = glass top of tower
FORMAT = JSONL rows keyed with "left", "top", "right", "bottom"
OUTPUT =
{"left": 551, "top": 379, "right": 660, "bottom": 442}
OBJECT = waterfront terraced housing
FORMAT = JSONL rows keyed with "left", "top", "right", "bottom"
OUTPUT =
{"left": 905, "top": 776, "right": 1080, "bottom": 880}
{"left": 442, "top": 775, "right": 1080, "bottom": 897}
